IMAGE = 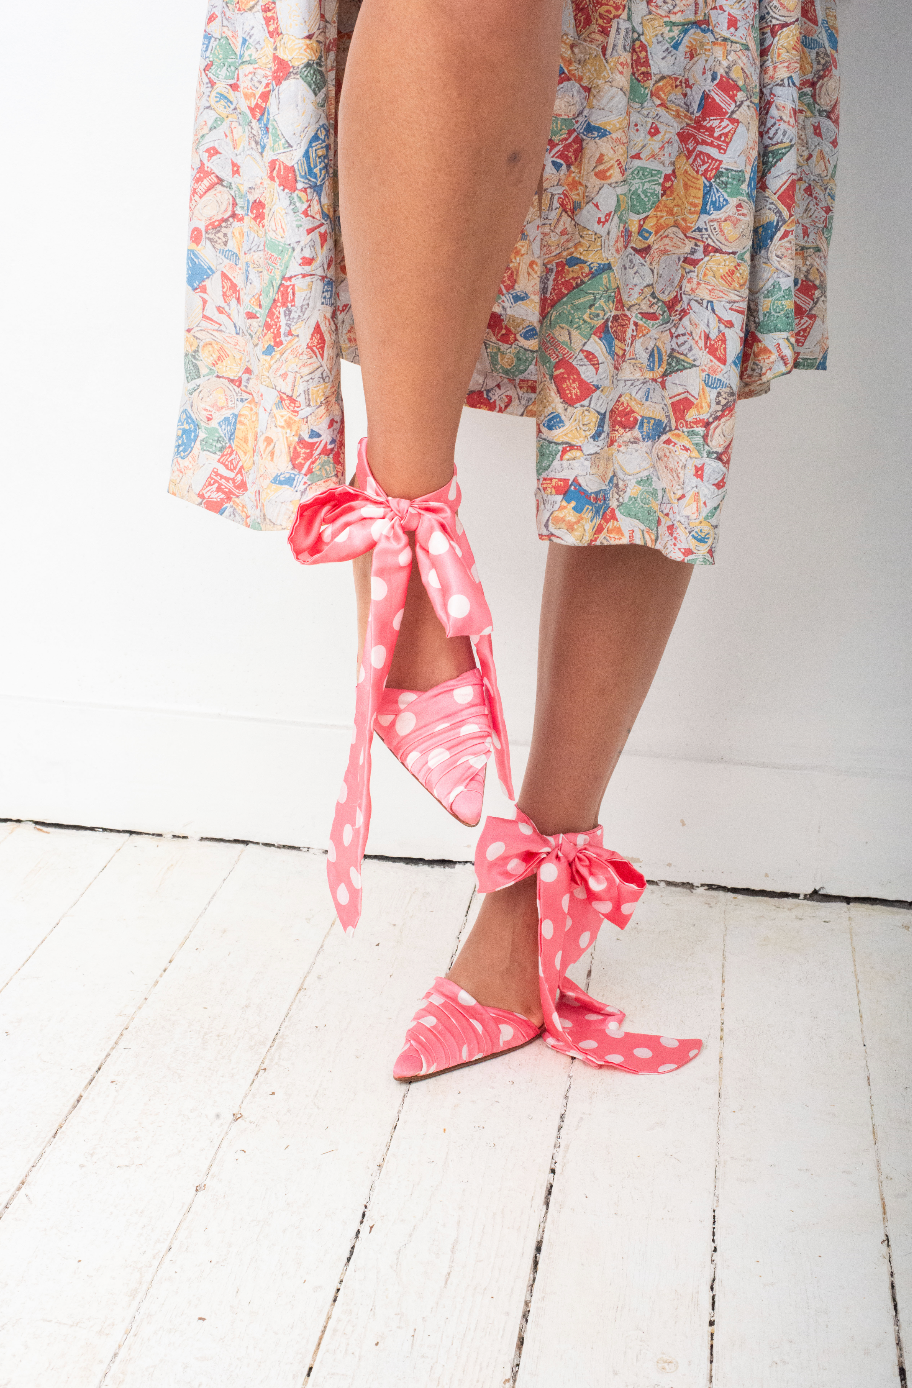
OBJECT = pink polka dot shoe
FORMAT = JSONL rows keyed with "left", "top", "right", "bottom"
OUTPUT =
{"left": 474, "top": 811, "right": 704, "bottom": 1076}
{"left": 287, "top": 438, "right": 513, "bottom": 933}
{"left": 393, "top": 810, "right": 703, "bottom": 1084}
{"left": 375, "top": 669, "right": 493, "bottom": 827}
{"left": 393, "top": 977, "right": 543, "bottom": 1082}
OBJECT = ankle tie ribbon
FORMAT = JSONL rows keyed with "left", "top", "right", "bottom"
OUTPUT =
{"left": 475, "top": 811, "right": 703, "bottom": 1073}
{"left": 288, "top": 438, "right": 513, "bottom": 931}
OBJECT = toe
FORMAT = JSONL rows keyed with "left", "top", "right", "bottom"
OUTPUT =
{"left": 449, "top": 770, "right": 486, "bottom": 826}
{"left": 393, "top": 1043, "right": 423, "bottom": 1081}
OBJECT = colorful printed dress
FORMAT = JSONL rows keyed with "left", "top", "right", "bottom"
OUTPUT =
{"left": 169, "top": 0, "right": 838, "bottom": 564}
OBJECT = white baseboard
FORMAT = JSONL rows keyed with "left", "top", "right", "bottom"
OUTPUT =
{"left": 1, "top": 694, "right": 908, "bottom": 901}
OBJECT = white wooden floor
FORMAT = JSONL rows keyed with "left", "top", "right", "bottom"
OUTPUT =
{"left": 0, "top": 822, "right": 908, "bottom": 1388}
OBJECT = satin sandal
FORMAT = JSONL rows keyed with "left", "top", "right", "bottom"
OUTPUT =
{"left": 287, "top": 437, "right": 513, "bottom": 931}
{"left": 393, "top": 809, "right": 703, "bottom": 1080}
{"left": 393, "top": 977, "right": 543, "bottom": 1081}
{"left": 375, "top": 669, "right": 492, "bottom": 827}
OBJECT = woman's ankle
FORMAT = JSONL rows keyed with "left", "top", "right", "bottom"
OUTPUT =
{"left": 353, "top": 543, "right": 474, "bottom": 692}
{"left": 386, "top": 624, "right": 474, "bottom": 690}
{"left": 446, "top": 878, "right": 544, "bottom": 1024}
{"left": 360, "top": 434, "right": 456, "bottom": 502}
{"left": 378, "top": 546, "right": 475, "bottom": 689}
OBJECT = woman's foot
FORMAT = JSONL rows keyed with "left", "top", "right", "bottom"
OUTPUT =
{"left": 375, "top": 669, "right": 492, "bottom": 826}
{"left": 447, "top": 874, "right": 544, "bottom": 1025}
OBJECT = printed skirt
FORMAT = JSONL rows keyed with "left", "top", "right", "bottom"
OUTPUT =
{"left": 169, "top": 0, "right": 839, "bottom": 564}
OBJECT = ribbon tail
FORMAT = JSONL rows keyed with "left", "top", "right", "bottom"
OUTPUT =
{"left": 558, "top": 976, "right": 626, "bottom": 1030}
{"left": 536, "top": 863, "right": 572, "bottom": 1048}
{"left": 326, "top": 662, "right": 371, "bottom": 932}
{"left": 412, "top": 513, "right": 513, "bottom": 802}
{"left": 538, "top": 867, "right": 626, "bottom": 1061}
{"left": 474, "top": 633, "right": 513, "bottom": 800}
{"left": 326, "top": 538, "right": 411, "bottom": 931}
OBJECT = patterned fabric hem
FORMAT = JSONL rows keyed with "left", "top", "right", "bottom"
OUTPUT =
{"left": 169, "top": 0, "right": 839, "bottom": 565}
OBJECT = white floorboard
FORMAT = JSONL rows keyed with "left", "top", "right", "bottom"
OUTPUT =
{"left": 850, "top": 903, "right": 912, "bottom": 1352}
{"left": 0, "top": 828, "right": 906, "bottom": 1388}
{"left": 309, "top": 905, "right": 570, "bottom": 1388}
{"left": 0, "top": 845, "right": 331, "bottom": 1387}
{"left": 712, "top": 896, "right": 899, "bottom": 1388}
{"left": 0, "top": 835, "right": 239, "bottom": 1209}
{"left": 0, "top": 822, "right": 125, "bottom": 990}
{"left": 104, "top": 860, "right": 476, "bottom": 1388}
{"left": 516, "top": 886, "right": 726, "bottom": 1388}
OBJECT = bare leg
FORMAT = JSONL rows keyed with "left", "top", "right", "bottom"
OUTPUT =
{"left": 448, "top": 545, "right": 692, "bottom": 1023}
{"left": 340, "top": 0, "right": 562, "bottom": 688}
{"left": 340, "top": 8, "right": 693, "bottom": 1028}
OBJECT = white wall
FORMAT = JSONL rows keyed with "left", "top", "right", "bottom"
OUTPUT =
{"left": 2, "top": 0, "right": 909, "bottom": 899}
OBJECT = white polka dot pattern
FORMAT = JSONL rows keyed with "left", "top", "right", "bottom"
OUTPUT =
{"left": 375, "top": 669, "right": 493, "bottom": 828}
{"left": 287, "top": 437, "right": 514, "bottom": 933}
{"left": 473, "top": 809, "right": 704, "bottom": 1076}
{"left": 393, "top": 977, "right": 542, "bottom": 1081}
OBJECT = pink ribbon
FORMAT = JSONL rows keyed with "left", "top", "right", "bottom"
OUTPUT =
{"left": 475, "top": 811, "right": 651, "bottom": 1067}
{"left": 288, "top": 438, "right": 513, "bottom": 931}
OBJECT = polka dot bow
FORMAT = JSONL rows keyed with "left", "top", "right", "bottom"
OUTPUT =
{"left": 474, "top": 812, "right": 703, "bottom": 1074}
{"left": 288, "top": 438, "right": 513, "bottom": 933}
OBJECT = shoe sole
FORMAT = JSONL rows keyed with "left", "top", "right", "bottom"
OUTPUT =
{"left": 394, "top": 1027, "right": 545, "bottom": 1083}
